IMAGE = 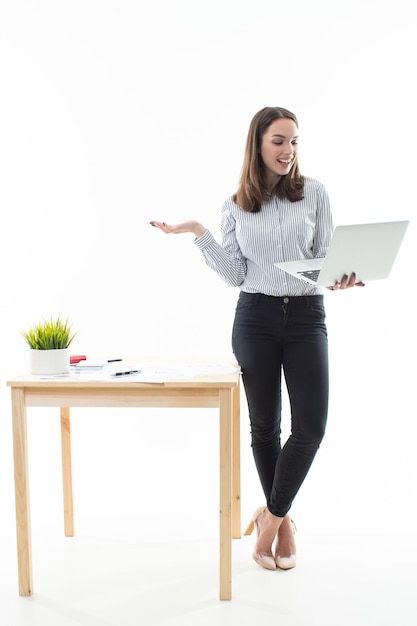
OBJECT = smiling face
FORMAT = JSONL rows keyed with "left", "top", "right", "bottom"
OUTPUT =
{"left": 260, "top": 117, "right": 299, "bottom": 190}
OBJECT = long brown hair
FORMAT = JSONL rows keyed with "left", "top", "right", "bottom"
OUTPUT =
{"left": 233, "top": 107, "right": 305, "bottom": 213}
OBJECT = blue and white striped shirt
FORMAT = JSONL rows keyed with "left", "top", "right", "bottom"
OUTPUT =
{"left": 194, "top": 177, "right": 334, "bottom": 297}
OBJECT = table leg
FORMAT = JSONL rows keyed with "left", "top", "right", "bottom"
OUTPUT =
{"left": 219, "top": 387, "right": 233, "bottom": 600}
{"left": 60, "top": 407, "right": 74, "bottom": 537}
{"left": 232, "top": 378, "right": 241, "bottom": 539}
{"left": 11, "top": 388, "right": 33, "bottom": 596}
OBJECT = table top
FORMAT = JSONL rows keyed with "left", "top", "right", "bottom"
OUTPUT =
{"left": 7, "top": 362, "right": 240, "bottom": 390}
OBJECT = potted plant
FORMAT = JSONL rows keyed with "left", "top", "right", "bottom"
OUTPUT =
{"left": 21, "top": 316, "right": 77, "bottom": 375}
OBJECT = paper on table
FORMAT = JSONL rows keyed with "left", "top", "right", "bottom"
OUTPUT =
{"left": 108, "top": 364, "right": 238, "bottom": 382}
{"left": 110, "top": 370, "right": 166, "bottom": 383}
{"left": 150, "top": 363, "right": 239, "bottom": 378}
{"left": 70, "top": 369, "right": 166, "bottom": 383}
{"left": 73, "top": 360, "right": 107, "bottom": 369}
{"left": 39, "top": 363, "right": 238, "bottom": 382}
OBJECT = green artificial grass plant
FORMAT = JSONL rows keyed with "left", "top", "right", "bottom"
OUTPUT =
{"left": 21, "top": 316, "right": 77, "bottom": 350}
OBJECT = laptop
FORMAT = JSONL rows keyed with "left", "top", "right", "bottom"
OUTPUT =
{"left": 274, "top": 220, "right": 409, "bottom": 287}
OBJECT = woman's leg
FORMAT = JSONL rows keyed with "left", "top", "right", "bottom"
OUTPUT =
{"left": 268, "top": 296, "right": 329, "bottom": 517}
{"left": 232, "top": 293, "right": 284, "bottom": 502}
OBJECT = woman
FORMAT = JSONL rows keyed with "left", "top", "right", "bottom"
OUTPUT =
{"left": 151, "top": 106, "right": 364, "bottom": 571}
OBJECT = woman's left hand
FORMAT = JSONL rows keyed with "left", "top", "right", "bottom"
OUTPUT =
{"left": 330, "top": 273, "right": 365, "bottom": 290}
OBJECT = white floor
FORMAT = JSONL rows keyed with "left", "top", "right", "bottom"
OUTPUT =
{"left": 1, "top": 523, "right": 416, "bottom": 626}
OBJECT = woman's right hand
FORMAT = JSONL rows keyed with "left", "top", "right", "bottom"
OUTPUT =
{"left": 150, "top": 220, "right": 206, "bottom": 238}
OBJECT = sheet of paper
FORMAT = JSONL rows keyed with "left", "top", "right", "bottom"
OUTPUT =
{"left": 38, "top": 363, "right": 238, "bottom": 382}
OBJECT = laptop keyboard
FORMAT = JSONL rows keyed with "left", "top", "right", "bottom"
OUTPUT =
{"left": 297, "top": 269, "right": 320, "bottom": 282}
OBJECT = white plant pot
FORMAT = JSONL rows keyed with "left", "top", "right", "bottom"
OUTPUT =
{"left": 29, "top": 348, "right": 70, "bottom": 375}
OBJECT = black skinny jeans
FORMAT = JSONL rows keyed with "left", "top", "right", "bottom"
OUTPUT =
{"left": 232, "top": 292, "right": 329, "bottom": 518}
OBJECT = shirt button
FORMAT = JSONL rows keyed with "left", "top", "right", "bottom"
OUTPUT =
{"left": 283, "top": 297, "right": 289, "bottom": 304}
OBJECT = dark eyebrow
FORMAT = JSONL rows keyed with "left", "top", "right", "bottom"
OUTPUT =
{"left": 272, "top": 133, "right": 299, "bottom": 140}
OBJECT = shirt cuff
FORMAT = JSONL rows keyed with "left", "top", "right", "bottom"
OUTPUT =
{"left": 194, "top": 229, "right": 214, "bottom": 249}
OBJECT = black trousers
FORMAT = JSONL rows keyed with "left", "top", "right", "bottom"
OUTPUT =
{"left": 232, "top": 292, "right": 329, "bottom": 517}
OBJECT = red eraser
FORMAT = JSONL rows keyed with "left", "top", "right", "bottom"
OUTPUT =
{"left": 70, "top": 355, "right": 87, "bottom": 365}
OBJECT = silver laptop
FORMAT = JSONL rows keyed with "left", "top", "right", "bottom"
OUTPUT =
{"left": 274, "top": 221, "right": 409, "bottom": 287}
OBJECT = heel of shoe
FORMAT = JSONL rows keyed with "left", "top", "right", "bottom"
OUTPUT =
{"left": 244, "top": 506, "right": 266, "bottom": 536}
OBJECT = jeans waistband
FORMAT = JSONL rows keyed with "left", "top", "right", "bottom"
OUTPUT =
{"left": 238, "top": 292, "right": 324, "bottom": 306}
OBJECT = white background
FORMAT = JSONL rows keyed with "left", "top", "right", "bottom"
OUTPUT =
{"left": 0, "top": 0, "right": 416, "bottom": 623}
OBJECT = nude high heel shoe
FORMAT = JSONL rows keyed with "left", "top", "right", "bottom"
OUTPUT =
{"left": 244, "top": 506, "right": 276, "bottom": 571}
{"left": 275, "top": 518, "right": 297, "bottom": 570}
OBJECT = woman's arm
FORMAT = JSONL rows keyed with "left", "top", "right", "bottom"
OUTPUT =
{"left": 311, "top": 183, "right": 365, "bottom": 290}
{"left": 150, "top": 220, "right": 206, "bottom": 238}
{"left": 150, "top": 211, "right": 247, "bottom": 287}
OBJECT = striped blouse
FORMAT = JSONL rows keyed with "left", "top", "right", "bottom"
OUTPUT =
{"left": 194, "top": 177, "right": 334, "bottom": 297}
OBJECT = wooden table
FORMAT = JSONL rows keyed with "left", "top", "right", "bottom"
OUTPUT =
{"left": 7, "top": 369, "right": 241, "bottom": 600}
